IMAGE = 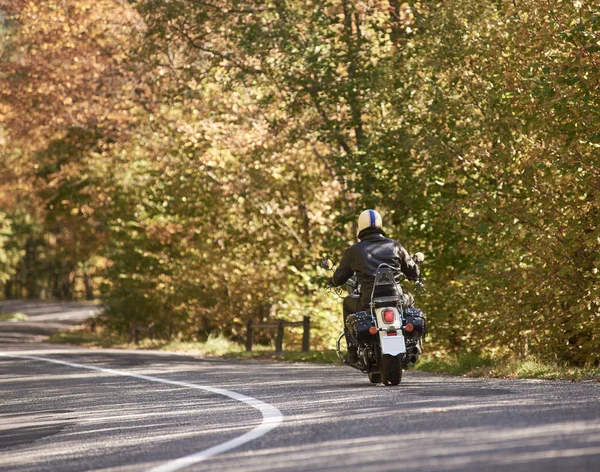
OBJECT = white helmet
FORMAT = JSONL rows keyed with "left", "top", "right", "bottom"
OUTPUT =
{"left": 357, "top": 209, "right": 383, "bottom": 235}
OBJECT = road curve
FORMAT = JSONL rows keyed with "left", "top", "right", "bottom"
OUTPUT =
{"left": 0, "top": 351, "right": 283, "bottom": 472}
{"left": 0, "top": 300, "right": 101, "bottom": 343}
{"left": 1, "top": 342, "right": 600, "bottom": 472}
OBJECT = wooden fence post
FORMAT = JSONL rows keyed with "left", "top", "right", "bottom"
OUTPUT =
{"left": 246, "top": 320, "right": 253, "bottom": 352}
{"left": 275, "top": 319, "right": 284, "bottom": 354}
{"left": 245, "top": 317, "right": 310, "bottom": 354}
{"left": 302, "top": 316, "right": 310, "bottom": 352}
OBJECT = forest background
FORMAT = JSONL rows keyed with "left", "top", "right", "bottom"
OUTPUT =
{"left": 0, "top": 0, "right": 598, "bottom": 366}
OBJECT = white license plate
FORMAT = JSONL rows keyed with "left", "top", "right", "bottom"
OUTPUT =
{"left": 381, "top": 335, "right": 406, "bottom": 355}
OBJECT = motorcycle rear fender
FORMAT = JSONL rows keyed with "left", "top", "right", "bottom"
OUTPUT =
{"left": 375, "top": 306, "right": 406, "bottom": 355}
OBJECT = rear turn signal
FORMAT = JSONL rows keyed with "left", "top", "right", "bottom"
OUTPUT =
{"left": 369, "top": 326, "right": 378, "bottom": 335}
{"left": 405, "top": 323, "right": 415, "bottom": 333}
{"left": 383, "top": 309, "right": 395, "bottom": 323}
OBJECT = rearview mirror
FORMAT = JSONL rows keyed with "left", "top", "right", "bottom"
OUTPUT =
{"left": 413, "top": 252, "right": 425, "bottom": 264}
{"left": 320, "top": 257, "right": 334, "bottom": 271}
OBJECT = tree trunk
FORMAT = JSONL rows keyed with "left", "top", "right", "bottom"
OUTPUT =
{"left": 4, "top": 279, "right": 13, "bottom": 299}
{"left": 83, "top": 264, "right": 94, "bottom": 300}
{"left": 24, "top": 237, "right": 40, "bottom": 299}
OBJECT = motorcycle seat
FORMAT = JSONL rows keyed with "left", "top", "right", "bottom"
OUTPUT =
{"left": 372, "top": 295, "right": 401, "bottom": 307}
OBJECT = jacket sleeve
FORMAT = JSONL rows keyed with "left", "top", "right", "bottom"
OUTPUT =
{"left": 397, "top": 243, "right": 420, "bottom": 281}
{"left": 332, "top": 247, "right": 354, "bottom": 287}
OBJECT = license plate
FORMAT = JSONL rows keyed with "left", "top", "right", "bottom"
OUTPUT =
{"left": 381, "top": 335, "right": 406, "bottom": 355}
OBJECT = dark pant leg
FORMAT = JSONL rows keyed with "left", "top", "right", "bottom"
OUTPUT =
{"left": 343, "top": 294, "right": 362, "bottom": 325}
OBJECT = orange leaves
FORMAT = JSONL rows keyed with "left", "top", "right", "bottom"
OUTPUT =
{"left": 0, "top": 0, "right": 140, "bottom": 149}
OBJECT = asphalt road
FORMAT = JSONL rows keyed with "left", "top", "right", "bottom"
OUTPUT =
{"left": 0, "top": 300, "right": 101, "bottom": 343}
{"left": 1, "top": 306, "right": 600, "bottom": 471}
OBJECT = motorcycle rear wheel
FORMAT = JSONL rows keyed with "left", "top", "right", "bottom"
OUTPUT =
{"left": 368, "top": 371, "right": 381, "bottom": 384}
{"left": 381, "top": 354, "right": 402, "bottom": 386}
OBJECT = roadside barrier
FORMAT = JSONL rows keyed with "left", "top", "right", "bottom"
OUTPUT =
{"left": 130, "top": 324, "right": 155, "bottom": 345}
{"left": 245, "top": 317, "right": 311, "bottom": 354}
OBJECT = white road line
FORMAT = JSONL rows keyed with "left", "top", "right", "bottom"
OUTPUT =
{"left": 0, "top": 352, "right": 284, "bottom": 472}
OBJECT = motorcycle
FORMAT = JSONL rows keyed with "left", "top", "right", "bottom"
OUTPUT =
{"left": 321, "top": 254, "right": 427, "bottom": 386}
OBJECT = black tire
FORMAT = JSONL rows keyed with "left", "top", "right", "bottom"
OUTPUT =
{"left": 380, "top": 354, "right": 402, "bottom": 386}
{"left": 368, "top": 371, "right": 381, "bottom": 384}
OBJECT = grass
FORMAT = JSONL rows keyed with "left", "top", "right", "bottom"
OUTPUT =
{"left": 48, "top": 326, "right": 343, "bottom": 363}
{"left": 49, "top": 329, "right": 241, "bottom": 355}
{"left": 48, "top": 327, "right": 600, "bottom": 380}
{"left": 49, "top": 329, "right": 128, "bottom": 349}
{"left": 413, "top": 352, "right": 600, "bottom": 380}
{"left": 413, "top": 352, "right": 495, "bottom": 376}
{"left": 49, "top": 326, "right": 342, "bottom": 363}
{"left": 0, "top": 312, "right": 29, "bottom": 322}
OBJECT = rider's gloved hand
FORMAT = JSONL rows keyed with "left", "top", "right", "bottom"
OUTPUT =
{"left": 313, "top": 276, "right": 333, "bottom": 288}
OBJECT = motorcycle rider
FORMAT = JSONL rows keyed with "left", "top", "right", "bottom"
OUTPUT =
{"left": 332, "top": 209, "right": 420, "bottom": 364}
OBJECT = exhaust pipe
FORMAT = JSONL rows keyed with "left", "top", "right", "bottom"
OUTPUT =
{"left": 407, "top": 355, "right": 418, "bottom": 364}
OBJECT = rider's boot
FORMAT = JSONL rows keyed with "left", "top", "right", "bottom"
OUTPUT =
{"left": 347, "top": 348, "right": 358, "bottom": 364}
{"left": 346, "top": 334, "right": 358, "bottom": 364}
{"left": 344, "top": 326, "right": 358, "bottom": 364}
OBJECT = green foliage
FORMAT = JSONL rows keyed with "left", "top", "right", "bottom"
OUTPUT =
{"left": 0, "top": 213, "right": 21, "bottom": 285}
{"left": 1, "top": 0, "right": 598, "bottom": 366}
{"left": 403, "top": 0, "right": 600, "bottom": 365}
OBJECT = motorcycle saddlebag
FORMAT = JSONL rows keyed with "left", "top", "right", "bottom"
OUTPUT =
{"left": 346, "top": 311, "right": 375, "bottom": 343}
{"left": 404, "top": 307, "right": 427, "bottom": 339}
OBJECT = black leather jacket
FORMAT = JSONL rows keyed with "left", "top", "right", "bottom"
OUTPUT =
{"left": 332, "top": 227, "right": 420, "bottom": 306}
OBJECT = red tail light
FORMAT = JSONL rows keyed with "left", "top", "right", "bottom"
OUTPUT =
{"left": 383, "top": 309, "right": 395, "bottom": 323}
{"left": 387, "top": 331, "right": 397, "bottom": 337}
